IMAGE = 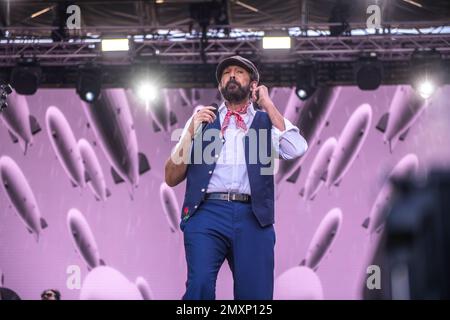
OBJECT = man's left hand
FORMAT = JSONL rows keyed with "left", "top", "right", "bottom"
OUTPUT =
{"left": 252, "top": 85, "right": 275, "bottom": 111}
{"left": 252, "top": 84, "right": 286, "bottom": 131}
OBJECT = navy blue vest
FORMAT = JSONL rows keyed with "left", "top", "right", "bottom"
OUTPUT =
{"left": 181, "top": 111, "right": 275, "bottom": 227}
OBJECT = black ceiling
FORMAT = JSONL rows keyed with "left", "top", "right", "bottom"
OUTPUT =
{"left": 1, "top": 1, "right": 449, "bottom": 88}
{"left": 1, "top": 0, "right": 449, "bottom": 36}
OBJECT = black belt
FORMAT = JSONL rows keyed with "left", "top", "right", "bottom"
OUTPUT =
{"left": 205, "top": 192, "right": 251, "bottom": 203}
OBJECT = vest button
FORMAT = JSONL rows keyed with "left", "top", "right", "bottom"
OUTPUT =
{"left": 208, "top": 170, "right": 212, "bottom": 174}
{"left": 201, "top": 188, "right": 205, "bottom": 192}
{"left": 194, "top": 205, "right": 198, "bottom": 209}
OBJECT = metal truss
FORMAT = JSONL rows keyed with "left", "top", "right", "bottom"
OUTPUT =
{"left": 1, "top": 33, "right": 450, "bottom": 67}
{"left": 1, "top": 21, "right": 450, "bottom": 66}
{"left": 0, "top": 22, "right": 449, "bottom": 87}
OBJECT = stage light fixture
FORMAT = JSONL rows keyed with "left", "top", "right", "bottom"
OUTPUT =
{"left": 262, "top": 30, "right": 291, "bottom": 50}
{"left": 410, "top": 49, "right": 446, "bottom": 100}
{"left": 295, "top": 62, "right": 317, "bottom": 101}
{"left": 76, "top": 67, "right": 102, "bottom": 103}
{"left": 10, "top": 59, "right": 41, "bottom": 95}
{"left": 101, "top": 38, "right": 129, "bottom": 52}
{"left": 355, "top": 56, "right": 383, "bottom": 90}
{"left": 130, "top": 61, "right": 164, "bottom": 106}
{"left": 137, "top": 81, "right": 158, "bottom": 103}
{"left": 262, "top": 36, "right": 291, "bottom": 50}
{"left": 416, "top": 79, "right": 435, "bottom": 100}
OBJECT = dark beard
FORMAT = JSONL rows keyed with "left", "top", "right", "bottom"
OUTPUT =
{"left": 219, "top": 79, "right": 251, "bottom": 104}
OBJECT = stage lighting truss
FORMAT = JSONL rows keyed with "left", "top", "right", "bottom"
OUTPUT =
{"left": 1, "top": 22, "right": 450, "bottom": 66}
{"left": 0, "top": 22, "right": 449, "bottom": 87}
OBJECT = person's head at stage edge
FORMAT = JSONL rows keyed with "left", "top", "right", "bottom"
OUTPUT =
{"left": 41, "top": 289, "right": 61, "bottom": 300}
{"left": 216, "top": 56, "right": 260, "bottom": 108}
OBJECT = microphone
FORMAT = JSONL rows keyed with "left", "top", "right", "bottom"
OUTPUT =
{"left": 201, "top": 103, "right": 219, "bottom": 135}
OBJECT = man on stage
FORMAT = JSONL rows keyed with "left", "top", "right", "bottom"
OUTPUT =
{"left": 165, "top": 55, "right": 308, "bottom": 300}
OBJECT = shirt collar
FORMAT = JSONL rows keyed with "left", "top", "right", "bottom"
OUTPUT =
{"left": 219, "top": 101, "right": 256, "bottom": 116}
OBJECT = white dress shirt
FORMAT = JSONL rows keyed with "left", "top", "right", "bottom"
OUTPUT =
{"left": 174, "top": 102, "right": 308, "bottom": 195}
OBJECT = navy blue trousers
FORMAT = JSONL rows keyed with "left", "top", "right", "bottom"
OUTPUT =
{"left": 180, "top": 199, "right": 276, "bottom": 300}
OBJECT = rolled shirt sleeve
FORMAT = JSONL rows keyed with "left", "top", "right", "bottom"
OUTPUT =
{"left": 272, "top": 117, "right": 308, "bottom": 160}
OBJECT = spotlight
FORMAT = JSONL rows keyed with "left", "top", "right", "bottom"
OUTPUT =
{"left": 262, "top": 36, "right": 291, "bottom": 50}
{"left": 85, "top": 91, "right": 95, "bottom": 102}
{"left": 417, "top": 80, "right": 435, "bottom": 99}
{"left": 136, "top": 82, "right": 157, "bottom": 103}
{"left": 410, "top": 49, "right": 445, "bottom": 100}
{"left": 76, "top": 67, "right": 102, "bottom": 103}
{"left": 296, "top": 89, "right": 307, "bottom": 99}
{"left": 295, "top": 62, "right": 317, "bottom": 101}
{"left": 101, "top": 39, "right": 129, "bottom": 52}
{"left": 262, "top": 30, "right": 291, "bottom": 50}
{"left": 10, "top": 59, "right": 41, "bottom": 95}
{"left": 130, "top": 61, "right": 164, "bottom": 105}
{"left": 355, "top": 55, "right": 383, "bottom": 90}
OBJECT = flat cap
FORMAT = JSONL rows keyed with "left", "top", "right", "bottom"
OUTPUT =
{"left": 216, "top": 55, "right": 259, "bottom": 84}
